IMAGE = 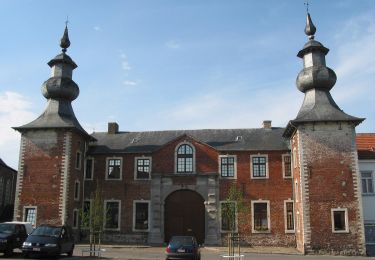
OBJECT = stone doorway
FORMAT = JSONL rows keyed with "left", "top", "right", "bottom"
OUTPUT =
{"left": 164, "top": 189, "right": 205, "bottom": 244}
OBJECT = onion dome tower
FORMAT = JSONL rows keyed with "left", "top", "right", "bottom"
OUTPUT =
{"left": 13, "top": 26, "right": 92, "bottom": 228}
{"left": 14, "top": 26, "right": 90, "bottom": 136}
{"left": 283, "top": 13, "right": 366, "bottom": 255}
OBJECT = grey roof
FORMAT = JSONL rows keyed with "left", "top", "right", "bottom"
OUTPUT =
{"left": 13, "top": 100, "right": 93, "bottom": 140}
{"left": 89, "top": 128, "right": 289, "bottom": 154}
{"left": 0, "top": 158, "right": 17, "bottom": 173}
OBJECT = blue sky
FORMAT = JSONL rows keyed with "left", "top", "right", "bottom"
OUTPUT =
{"left": 1, "top": 0, "right": 374, "bottom": 168}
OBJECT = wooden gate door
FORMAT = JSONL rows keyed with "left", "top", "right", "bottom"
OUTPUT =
{"left": 164, "top": 190, "right": 205, "bottom": 244}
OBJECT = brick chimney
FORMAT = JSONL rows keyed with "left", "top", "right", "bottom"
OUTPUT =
{"left": 108, "top": 122, "right": 119, "bottom": 134}
{"left": 262, "top": 120, "right": 272, "bottom": 129}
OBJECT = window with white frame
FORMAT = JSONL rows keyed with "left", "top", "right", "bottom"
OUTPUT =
{"left": 219, "top": 155, "right": 236, "bottom": 178}
{"left": 250, "top": 155, "right": 268, "bottom": 179}
{"left": 75, "top": 151, "right": 82, "bottom": 170}
{"left": 73, "top": 209, "right": 79, "bottom": 229}
{"left": 85, "top": 158, "right": 94, "bottom": 180}
{"left": 331, "top": 208, "right": 349, "bottom": 233}
{"left": 282, "top": 154, "right": 292, "bottom": 178}
{"left": 4, "top": 179, "right": 11, "bottom": 205}
{"left": 104, "top": 200, "right": 120, "bottom": 230}
{"left": 284, "top": 201, "right": 295, "bottom": 232}
{"left": 133, "top": 201, "right": 150, "bottom": 231}
{"left": 24, "top": 207, "right": 37, "bottom": 227}
{"left": 176, "top": 144, "right": 194, "bottom": 173}
{"left": 74, "top": 181, "right": 80, "bottom": 201}
{"left": 135, "top": 157, "right": 151, "bottom": 180}
{"left": 106, "top": 158, "right": 122, "bottom": 180}
{"left": 361, "top": 171, "right": 374, "bottom": 194}
{"left": 252, "top": 201, "right": 270, "bottom": 233}
{"left": 220, "top": 201, "right": 237, "bottom": 232}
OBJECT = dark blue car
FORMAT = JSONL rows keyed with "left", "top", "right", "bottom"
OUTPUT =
{"left": 22, "top": 224, "right": 74, "bottom": 258}
{"left": 166, "top": 236, "right": 200, "bottom": 260}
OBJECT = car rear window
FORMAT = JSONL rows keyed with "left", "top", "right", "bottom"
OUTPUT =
{"left": 0, "top": 224, "right": 15, "bottom": 234}
{"left": 170, "top": 236, "right": 194, "bottom": 246}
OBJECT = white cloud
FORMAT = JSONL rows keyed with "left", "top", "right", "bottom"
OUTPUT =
{"left": 0, "top": 91, "right": 35, "bottom": 169}
{"left": 119, "top": 52, "right": 132, "bottom": 71}
{"left": 123, "top": 80, "right": 137, "bottom": 86}
{"left": 93, "top": 26, "right": 101, "bottom": 31}
{"left": 165, "top": 40, "right": 181, "bottom": 49}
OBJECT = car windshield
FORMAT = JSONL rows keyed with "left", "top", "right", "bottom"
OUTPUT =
{"left": 0, "top": 224, "right": 15, "bottom": 234}
{"left": 31, "top": 226, "right": 61, "bottom": 237}
{"left": 170, "top": 236, "right": 194, "bottom": 247}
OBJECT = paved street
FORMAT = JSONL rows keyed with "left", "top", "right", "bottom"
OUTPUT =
{"left": 3, "top": 246, "right": 375, "bottom": 260}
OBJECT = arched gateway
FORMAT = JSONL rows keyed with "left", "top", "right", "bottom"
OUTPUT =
{"left": 164, "top": 190, "right": 205, "bottom": 244}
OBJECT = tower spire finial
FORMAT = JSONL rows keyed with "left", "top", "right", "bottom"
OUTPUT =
{"left": 60, "top": 19, "right": 71, "bottom": 53}
{"left": 304, "top": 0, "right": 309, "bottom": 14}
{"left": 304, "top": 10, "right": 316, "bottom": 39}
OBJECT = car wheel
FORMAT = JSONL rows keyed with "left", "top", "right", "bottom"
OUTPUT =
{"left": 3, "top": 246, "right": 13, "bottom": 257}
{"left": 67, "top": 245, "right": 74, "bottom": 256}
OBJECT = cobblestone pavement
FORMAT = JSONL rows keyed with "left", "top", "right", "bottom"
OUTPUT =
{"left": 5, "top": 246, "right": 375, "bottom": 260}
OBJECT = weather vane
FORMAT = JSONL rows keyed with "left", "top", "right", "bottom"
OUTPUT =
{"left": 65, "top": 16, "right": 69, "bottom": 27}
{"left": 304, "top": 0, "right": 310, "bottom": 13}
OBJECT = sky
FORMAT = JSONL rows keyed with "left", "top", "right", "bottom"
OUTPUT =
{"left": 0, "top": 0, "right": 374, "bottom": 169}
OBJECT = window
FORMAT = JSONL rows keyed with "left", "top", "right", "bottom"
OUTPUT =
{"left": 220, "top": 201, "right": 237, "bottom": 232}
{"left": 133, "top": 201, "right": 150, "bottom": 231}
{"left": 282, "top": 154, "right": 292, "bottom": 178}
{"left": 4, "top": 180, "right": 11, "bottom": 205}
{"left": 73, "top": 209, "right": 79, "bottom": 229}
{"left": 75, "top": 151, "right": 81, "bottom": 170}
{"left": 331, "top": 208, "right": 349, "bottom": 233}
{"left": 252, "top": 201, "right": 270, "bottom": 233}
{"left": 106, "top": 158, "right": 122, "bottom": 180}
{"left": 104, "top": 200, "right": 120, "bottom": 230}
{"left": 176, "top": 144, "right": 194, "bottom": 173}
{"left": 284, "top": 201, "right": 295, "bottom": 232}
{"left": 24, "top": 207, "right": 37, "bottom": 227}
{"left": 135, "top": 157, "right": 151, "bottom": 180}
{"left": 361, "top": 171, "right": 374, "bottom": 194}
{"left": 85, "top": 158, "right": 94, "bottom": 180}
{"left": 74, "top": 181, "right": 80, "bottom": 201}
{"left": 364, "top": 223, "right": 375, "bottom": 244}
{"left": 0, "top": 177, "right": 3, "bottom": 205}
{"left": 250, "top": 155, "right": 268, "bottom": 179}
{"left": 219, "top": 156, "right": 236, "bottom": 178}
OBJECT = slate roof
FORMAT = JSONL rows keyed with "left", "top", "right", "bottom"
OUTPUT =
{"left": 357, "top": 133, "right": 375, "bottom": 160}
{"left": 0, "top": 158, "right": 17, "bottom": 173}
{"left": 89, "top": 128, "right": 289, "bottom": 154}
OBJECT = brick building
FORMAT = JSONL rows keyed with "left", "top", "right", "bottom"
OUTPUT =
{"left": 13, "top": 13, "right": 366, "bottom": 255}
{"left": 0, "top": 158, "right": 17, "bottom": 222}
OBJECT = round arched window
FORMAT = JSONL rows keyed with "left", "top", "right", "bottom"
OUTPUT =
{"left": 177, "top": 144, "right": 193, "bottom": 173}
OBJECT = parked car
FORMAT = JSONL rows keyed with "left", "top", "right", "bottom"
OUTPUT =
{"left": 166, "top": 236, "right": 201, "bottom": 260}
{"left": 0, "top": 222, "right": 31, "bottom": 257}
{"left": 22, "top": 224, "right": 74, "bottom": 258}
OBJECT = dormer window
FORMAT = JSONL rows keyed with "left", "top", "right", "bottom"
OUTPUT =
{"left": 176, "top": 144, "right": 194, "bottom": 174}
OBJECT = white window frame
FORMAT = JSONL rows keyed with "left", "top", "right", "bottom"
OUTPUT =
{"left": 219, "top": 155, "right": 237, "bottom": 179}
{"left": 282, "top": 154, "right": 292, "bottom": 178}
{"left": 73, "top": 209, "right": 79, "bottom": 229}
{"left": 284, "top": 200, "right": 295, "bottom": 233}
{"left": 84, "top": 157, "right": 94, "bottom": 180}
{"left": 361, "top": 171, "right": 374, "bottom": 195}
{"left": 132, "top": 200, "right": 150, "bottom": 232}
{"left": 81, "top": 199, "right": 92, "bottom": 230}
{"left": 75, "top": 150, "right": 82, "bottom": 170}
{"left": 174, "top": 142, "right": 196, "bottom": 174}
{"left": 74, "top": 180, "right": 80, "bottom": 201}
{"left": 104, "top": 200, "right": 121, "bottom": 231}
{"left": 23, "top": 206, "right": 37, "bottom": 227}
{"left": 220, "top": 201, "right": 238, "bottom": 233}
{"left": 134, "top": 157, "right": 152, "bottom": 180}
{"left": 105, "top": 157, "right": 123, "bottom": 181}
{"left": 331, "top": 208, "right": 349, "bottom": 233}
{"left": 250, "top": 154, "right": 269, "bottom": 179}
{"left": 251, "top": 200, "right": 270, "bottom": 233}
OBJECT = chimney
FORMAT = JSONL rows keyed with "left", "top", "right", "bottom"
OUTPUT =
{"left": 262, "top": 120, "right": 272, "bottom": 129}
{"left": 108, "top": 122, "right": 119, "bottom": 134}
